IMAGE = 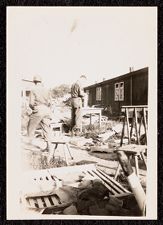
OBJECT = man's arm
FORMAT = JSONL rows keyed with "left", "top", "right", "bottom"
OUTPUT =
{"left": 78, "top": 84, "right": 85, "bottom": 98}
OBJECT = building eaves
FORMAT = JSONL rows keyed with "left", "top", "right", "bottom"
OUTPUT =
{"left": 85, "top": 67, "right": 148, "bottom": 89}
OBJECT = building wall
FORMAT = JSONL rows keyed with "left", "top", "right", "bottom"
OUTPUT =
{"left": 85, "top": 68, "right": 148, "bottom": 115}
{"left": 101, "top": 76, "right": 132, "bottom": 113}
{"left": 132, "top": 71, "right": 148, "bottom": 105}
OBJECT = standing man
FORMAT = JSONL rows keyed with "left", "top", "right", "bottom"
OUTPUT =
{"left": 27, "top": 75, "right": 54, "bottom": 162}
{"left": 71, "top": 75, "right": 87, "bottom": 135}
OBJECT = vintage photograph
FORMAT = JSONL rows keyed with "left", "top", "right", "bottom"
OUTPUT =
{"left": 7, "top": 7, "right": 157, "bottom": 219}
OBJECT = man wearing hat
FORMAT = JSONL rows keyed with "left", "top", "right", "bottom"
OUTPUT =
{"left": 27, "top": 75, "right": 54, "bottom": 161}
{"left": 71, "top": 75, "right": 87, "bottom": 135}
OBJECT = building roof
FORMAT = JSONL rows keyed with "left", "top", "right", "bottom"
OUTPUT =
{"left": 85, "top": 67, "right": 148, "bottom": 89}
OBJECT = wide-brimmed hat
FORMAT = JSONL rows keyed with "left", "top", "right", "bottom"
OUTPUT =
{"left": 33, "top": 75, "right": 42, "bottom": 83}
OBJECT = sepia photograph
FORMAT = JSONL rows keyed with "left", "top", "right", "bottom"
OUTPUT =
{"left": 7, "top": 6, "right": 157, "bottom": 220}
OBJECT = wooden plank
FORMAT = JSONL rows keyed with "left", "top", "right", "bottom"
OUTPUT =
{"left": 85, "top": 170, "right": 96, "bottom": 178}
{"left": 121, "top": 105, "right": 148, "bottom": 108}
{"left": 39, "top": 164, "right": 97, "bottom": 177}
{"left": 63, "top": 143, "right": 68, "bottom": 166}
{"left": 36, "top": 197, "right": 45, "bottom": 208}
{"left": 47, "top": 196, "right": 55, "bottom": 206}
{"left": 134, "top": 107, "right": 140, "bottom": 144}
{"left": 120, "top": 113, "right": 126, "bottom": 146}
{"left": 130, "top": 116, "right": 134, "bottom": 141}
{"left": 66, "top": 144, "right": 73, "bottom": 160}
{"left": 143, "top": 108, "right": 148, "bottom": 144}
{"left": 126, "top": 108, "right": 131, "bottom": 144}
{"left": 97, "top": 169, "right": 130, "bottom": 193}
{"left": 25, "top": 198, "right": 31, "bottom": 207}
{"left": 141, "top": 152, "right": 147, "bottom": 169}
{"left": 90, "top": 113, "right": 92, "bottom": 125}
{"left": 46, "top": 174, "right": 54, "bottom": 181}
{"left": 43, "top": 196, "right": 52, "bottom": 207}
{"left": 85, "top": 170, "right": 116, "bottom": 195}
{"left": 110, "top": 192, "right": 133, "bottom": 198}
{"left": 91, "top": 170, "right": 119, "bottom": 195}
{"left": 32, "top": 198, "right": 39, "bottom": 208}
{"left": 134, "top": 155, "right": 139, "bottom": 179}
{"left": 94, "top": 169, "right": 123, "bottom": 194}
{"left": 114, "top": 163, "right": 121, "bottom": 180}
{"left": 99, "top": 111, "right": 101, "bottom": 128}
{"left": 25, "top": 169, "right": 52, "bottom": 182}
{"left": 51, "top": 195, "right": 60, "bottom": 205}
{"left": 116, "top": 144, "right": 147, "bottom": 154}
{"left": 139, "top": 112, "right": 143, "bottom": 136}
{"left": 28, "top": 198, "right": 38, "bottom": 208}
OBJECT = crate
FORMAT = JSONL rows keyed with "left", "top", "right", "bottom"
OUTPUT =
{"left": 21, "top": 164, "right": 131, "bottom": 210}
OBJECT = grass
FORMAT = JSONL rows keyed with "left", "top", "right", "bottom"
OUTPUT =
{"left": 23, "top": 150, "right": 67, "bottom": 170}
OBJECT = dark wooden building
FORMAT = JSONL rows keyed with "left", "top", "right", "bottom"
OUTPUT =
{"left": 84, "top": 67, "right": 148, "bottom": 115}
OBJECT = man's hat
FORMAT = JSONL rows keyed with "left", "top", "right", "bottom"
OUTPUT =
{"left": 33, "top": 75, "right": 42, "bottom": 83}
{"left": 80, "top": 75, "right": 87, "bottom": 79}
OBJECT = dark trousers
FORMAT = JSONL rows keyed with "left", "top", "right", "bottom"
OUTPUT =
{"left": 71, "top": 97, "right": 82, "bottom": 131}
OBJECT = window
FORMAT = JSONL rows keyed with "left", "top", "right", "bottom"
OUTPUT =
{"left": 114, "top": 82, "right": 124, "bottom": 101}
{"left": 96, "top": 87, "right": 101, "bottom": 101}
{"left": 119, "top": 82, "right": 124, "bottom": 101}
{"left": 115, "top": 83, "right": 120, "bottom": 101}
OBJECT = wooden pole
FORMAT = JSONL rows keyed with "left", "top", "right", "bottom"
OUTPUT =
{"left": 126, "top": 108, "right": 131, "bottom": 144}
{"left": 120, "top": 109, "right": 126, "bottom": 146}
{"left": 116, "top": 150, "right": 146, "bottom": 215}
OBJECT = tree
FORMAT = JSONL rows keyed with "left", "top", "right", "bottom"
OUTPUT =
{"left": 51, "top": 84, "right": 71, "bottom": 99}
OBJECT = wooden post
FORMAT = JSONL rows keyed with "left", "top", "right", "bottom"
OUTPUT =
{"left": 143, "top": 108, "right": 148, "bottom": 144}
{"left": 126, "top": 108, "right": 131, "bottom": 144}
{"left": 90, "top": 113, "right": 92, "bottom": 126}
{"left": 114, "top": 163, "right": 121, "bottom": 180}
{"left": 116, "top": 151, "right": 133, "bottom": 177}
{"left": 120, "top": 109, "right": 126, "bottom": 146}
{"left": 117, "top": 150, "right": 146, "bottom": 215}
{"left": 134, "top": 107, "right": 140, "bottom": 144}
{"left": 130, "top": 110, "right": 134, "bottom": 140}
{"left": 141, "top": 152, "right": 147, "bottom": 169}
{"left": 66, "top": 143, "right": 73, "bottom": 160}
{"left": 134, "top": 155, "right": 139, "bottom": 179}
{"left": 99, "top": 111, "right": 102, "bottom": 128}
{"left": 63, "top": 144, "right": 68, "bottom": 166}
{"left": 138, "top": 109, "right": 142, "bottom": 136}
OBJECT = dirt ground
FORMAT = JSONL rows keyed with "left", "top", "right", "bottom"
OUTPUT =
{"left": 21, "top": 103, "right": 147, "bottom": 182}
{"left": 21, "top": 136, "right": 146, "bottom": 184}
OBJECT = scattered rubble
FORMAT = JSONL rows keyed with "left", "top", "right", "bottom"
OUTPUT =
{"left": 69, "top": 136, "right": 94, "bottom": 150}
{"left": 63, "top": 204, "right": 78, "bottom": 215}
{"left": 21, "top": 103, "right": 147, "bottom": 216}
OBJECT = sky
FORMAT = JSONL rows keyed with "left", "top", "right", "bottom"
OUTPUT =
{"left": 7, "top": 7, "right": 157, "bottom": 88}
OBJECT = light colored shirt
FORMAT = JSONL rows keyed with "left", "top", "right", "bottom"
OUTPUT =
{"left": 29, "top": 85, "right": 52, "bottom": 108}
{"left": 71, "top": 81, "right": 85, "bottom": 98}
